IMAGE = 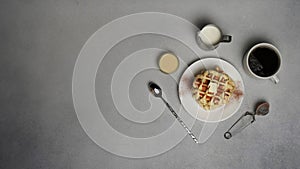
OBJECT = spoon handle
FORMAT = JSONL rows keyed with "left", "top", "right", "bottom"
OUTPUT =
{"left": 161, "top": 97, "right": 199, "bottom": 144}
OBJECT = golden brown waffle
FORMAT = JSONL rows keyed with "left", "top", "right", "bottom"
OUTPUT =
{"left": 192, "top": 69, "right": 235, "bottom": 110}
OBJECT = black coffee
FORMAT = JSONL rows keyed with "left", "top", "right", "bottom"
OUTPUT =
{"left": 248, "top": 47, "right": 280, "bottom": 77}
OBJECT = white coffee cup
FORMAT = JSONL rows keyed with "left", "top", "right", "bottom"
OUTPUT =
{"left": 243, "top": 43, "right": 281, "bottom": 84}
{"left": 196, "top": 24, "right": 231, "bottom": 50}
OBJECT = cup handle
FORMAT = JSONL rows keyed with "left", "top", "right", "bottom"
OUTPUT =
{"left": 220, "top": 35, "right": 232, "bottom": 43}
{"left": 271, "top": 75, "right": 279, "bottom": 84}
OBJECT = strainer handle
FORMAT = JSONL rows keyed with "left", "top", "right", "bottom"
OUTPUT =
{"left": 224, "top": 112, "right": 255, "bottom": 139}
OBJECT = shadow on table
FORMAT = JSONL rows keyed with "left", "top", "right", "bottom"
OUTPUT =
{"left": 193, "top": 16, "right": 215, "bottom": 29}
{"left": 241, "top": 36, "right": 274, "bottom": 57}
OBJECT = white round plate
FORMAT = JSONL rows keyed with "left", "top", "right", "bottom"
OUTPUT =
{"left": 178, "top": 58, "right": 244, "bottom": 122}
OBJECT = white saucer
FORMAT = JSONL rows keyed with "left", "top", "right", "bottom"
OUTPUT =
{"left": 178, "top": 58, "right": 244, "bottom": 122}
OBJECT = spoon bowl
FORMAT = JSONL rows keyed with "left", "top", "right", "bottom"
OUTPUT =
{"left": 148, "top": 82, "right": 162, "bottom": 98}
{"left": 255, "top": 102, "right": 270, "bottom": 116}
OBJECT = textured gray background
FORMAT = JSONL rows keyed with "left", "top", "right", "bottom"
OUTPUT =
{"left": 1, "top": 0, "right": 300, "bottom": 169}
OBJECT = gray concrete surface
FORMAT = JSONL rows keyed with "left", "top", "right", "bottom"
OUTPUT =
{"left": 1, "top": 0, "right": 300, "bottom": 169}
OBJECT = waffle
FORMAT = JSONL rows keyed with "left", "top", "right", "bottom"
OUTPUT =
{"left": 192, "top": 68, "right": 235, "bottom": 111}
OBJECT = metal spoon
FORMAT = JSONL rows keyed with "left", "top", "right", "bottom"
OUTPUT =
{"left": 148, "top": 82, "right": 199, "bottom": 144}
{"left": 224, "top": 102, "right": 270, "bottom": 139}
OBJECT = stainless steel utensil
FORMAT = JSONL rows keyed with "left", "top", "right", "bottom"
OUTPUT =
{"left": 224, "top": 102, "right": 270, "bottom": 139}
{"left": 148, "top": 82, "right": 199, "bottom": 144}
